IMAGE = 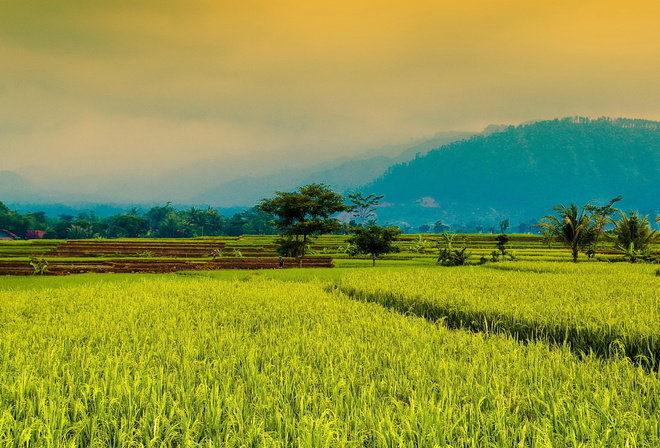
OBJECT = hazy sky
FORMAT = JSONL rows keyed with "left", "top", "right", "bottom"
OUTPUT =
{"left": 2, "top": 0, "right": 660, "bottom": 186}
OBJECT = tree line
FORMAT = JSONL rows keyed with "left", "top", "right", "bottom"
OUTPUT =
{"left": 2, "top": 184, "right": 658, "bottom": 267}
{"left": 0, "top": 202, "right": 277, "bottom": 239}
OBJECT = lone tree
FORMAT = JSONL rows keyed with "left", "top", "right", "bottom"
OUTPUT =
{"left": 537, "top": 198, "right": 621, "bottom": 263}
{"left": 258, "top": 184, "right": 350, "bottom": 267}
{"left": 347, "top": 192, "right": 384, "bottom": 227}
{"left": 348, "top": 225, "right": 402, "bottom": 266}
{"left": 499, "top": 219, "right": 510, "bottom": 234}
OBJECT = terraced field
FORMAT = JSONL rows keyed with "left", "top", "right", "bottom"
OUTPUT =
{"left": 0, "top": 233, "right": 655, "bottom": 275}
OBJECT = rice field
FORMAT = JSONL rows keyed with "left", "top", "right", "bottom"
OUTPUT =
{"left": 1, "top": 263, "right": 660, "bottom": 447}
{"left": 341, "top": 262, "right": 660, "bottom": 368}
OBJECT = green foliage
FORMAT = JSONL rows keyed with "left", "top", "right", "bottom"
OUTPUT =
{"left": 28, "top": 256, "right": 48, "bottom": 275}
{"left": 0, "top": 205, "right": 31, "bottom": 237}
{"left": 488, "top": 234, "right": 517, "bottom": 262}
{"left": 347, "top": 192, "right": 384, "bottom": 227}
{"left": 432, "top": 220, "right": 450, "bottom": 233}
{"left": 0, "top": 272, "right": 660, "bottom": 448}
{"left": 109, "top": 213, "right": 150, "bottom": 238}
{"left": 5, "top": 274, "right": 660, "bottom": 445}
{"left": 436, "top": 232, "right": 470, "bottom": 266}
{"left": 365, "top": 117, "right": 659, "bottom": 223}
{"left": 538, "top": 227, "right": 555, "bottom": 248}
{"left": 611, "top": 212, "right": 658, "bottom": 263}
{"left": 232, "top": 248, "right": 244, "bottom": 258}
{"left": 347, "top": 225, "right": 402, "bottom": 266}
{"left": 409, "top": 234, "right": 433, "bottom": 254}
{"left": 498, "top": 219, "right": 509, "bottom": 233}
{"left": 208, "top": 248, "right": 223, "bottom": 259}
{"left": 342, "top": 263, "right": 660, "bottom": 368}
{"left": 66, "top": 223, "right": 95, "bottom": 239}
{"left": 154, "top": 213, "right": 189, "bottom": 238}
{"left": 537, "top": 199, "right": 621, "bottom": 262}
{"left": 146, "top": 202, "right": 175, "bottom": 229}
{"left": 496, "top": 234, "right": 508, "bottom": 255}
{"left": 258, "top": 183, "right": 350, "bottom": 267}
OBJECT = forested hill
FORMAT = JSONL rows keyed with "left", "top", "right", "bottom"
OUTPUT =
{"left": 366, "top": 117, "right": 660, "bottom": 225}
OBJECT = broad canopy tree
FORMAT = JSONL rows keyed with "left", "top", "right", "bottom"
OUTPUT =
{"left": 348, "top": 225, "right": 402, "bottom": 266}
{"left": 258, "top": 184, "right": 350, "bottom": 267}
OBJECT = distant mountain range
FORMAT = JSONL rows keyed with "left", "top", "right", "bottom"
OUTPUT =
{"left": 365, "top": 117, "right": 660, "bottom": 226}
{"left": 0, "top": 171, "right": 49, "bottom": 203}
{"left": 3, "top": 118, "right": 659, "bottom": 228}
{"left": 190, "top": 129, "right": 484, "bottom": 206}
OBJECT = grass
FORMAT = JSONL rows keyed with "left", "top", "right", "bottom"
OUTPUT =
{"left": 2, "top": 237, "right": 660, "bottom": 445}
{"left": 340, "top": 262, "right": 660, "bottom": 368}
{"left": 2, "top": 276, "right": 660, "bottom": 446}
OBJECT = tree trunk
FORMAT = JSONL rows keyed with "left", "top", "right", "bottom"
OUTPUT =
{"left": 572, "top": 246, "right": 579, "bottom": 263}
{"left": 372, "top": 254, "right": 376, "bottom": 267}
{"left": 298, "top": 234, "right": 307, "bottom": 268}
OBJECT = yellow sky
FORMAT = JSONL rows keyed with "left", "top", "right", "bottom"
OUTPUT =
{"left": 1, "top": 0, "right": 660, "bottom": 188}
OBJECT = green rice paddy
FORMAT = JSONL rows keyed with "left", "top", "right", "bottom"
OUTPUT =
{"left": 1, "top": 236, "right": 659, "bottom": 446}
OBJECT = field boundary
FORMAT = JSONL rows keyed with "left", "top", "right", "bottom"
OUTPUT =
{"left": 339, "top": 285, "right": 660, "bottom": 370}
{"left": 0, "top": 257, "right": 333, "bottom": 275}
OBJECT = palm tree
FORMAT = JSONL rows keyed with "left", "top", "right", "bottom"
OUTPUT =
{"left": 611, "top": 212, "right": 658, "bottom": 263}
{"left": 186, "top": 207, "right": 207, "bottom": 237}
{"left": 537, "top": 203, "right": 599, "bottom": 262}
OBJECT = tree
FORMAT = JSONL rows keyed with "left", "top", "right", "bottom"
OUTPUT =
{"left": 583, "top": 195, "right": 623, "bottom": 255}
{"left": 109, "top": 213, "right": 150, "bottom": 238}
{"left": 0, "top": 207, "right": 30, "bottom": 238}
{"left": 241, "top": 207, "right": 276, "bottom": 235}
{"left": 258, "top": 184, "right": 350, "bottom": 267}
{"left": 433, "top": 220, "right": 450, "bottom": 233}
{"left": 154, "top": 213, "right": 189, "bottom": 238}
{"left": 499, "top": 219, "right": 510, "bottom": 233}
{"left": 203, "top": 207, "right": 225, "bottom": 236}
{"left": 437, "top": 232, "right": 470, "bottom": 266}
{"left": 67, "top": 223, "right": 94, "bottom": 239}
{"left": 146, "top": 203, "right": 175, "bottom": 230}
{"left": 186, "top": 207, "right": 207, "bottom": 236}
{"left": 537, "top": 203, "right": 600, "bottom": 262}
{"left": 611, "top": 212, "right": 658, "bottom": 263}
{"left": 496, "top": 234, "right": 508, "bottom": 256}
{"left": 348, "top": 225, "right": 402, "bottom": 266}
{"left": 347, "top": 192, "right": 384, "bottom": 227}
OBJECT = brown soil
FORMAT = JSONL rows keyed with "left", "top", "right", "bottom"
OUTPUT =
{"left": 0, "top": 257, "right": 333, "bottom": 276}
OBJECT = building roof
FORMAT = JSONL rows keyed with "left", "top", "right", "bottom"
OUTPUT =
{"left": 0, "top": 229, "right": 19, "bottom": 240}
{"left": 26, "top": 230, "right": 47, "bottom": 239}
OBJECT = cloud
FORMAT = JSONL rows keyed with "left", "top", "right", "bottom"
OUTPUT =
{"left": 416, "top": 197, "right": 440, "bottom": 208}
{"left": 1, "top": 0, "right": 660, "bottom": 197}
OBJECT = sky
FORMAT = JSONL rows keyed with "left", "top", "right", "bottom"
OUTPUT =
{"left": 1, "top": 0, "right": 660, "bottom": 198}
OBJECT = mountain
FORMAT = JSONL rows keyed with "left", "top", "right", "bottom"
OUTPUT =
{"left": 0, "top": 170, "right": 53, "bottom": 203}
{"left": 365, "top": 117, "right": 660, "bottom": 226}
{"left": 191, "top": 130, "right": 477, "bottom": 206}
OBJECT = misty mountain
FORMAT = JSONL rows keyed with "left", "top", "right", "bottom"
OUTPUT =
{"left": 0, "top": 170, "right": 52, "bottom": 203}
{"left": 365, "top": 117, "right": 660, "bottom": 226}
{"left": 191, "top": 130, "right": 477, "bottom": 206}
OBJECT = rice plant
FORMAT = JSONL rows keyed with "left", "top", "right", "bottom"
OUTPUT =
{"left": 1, "top": 275, "right": 660, "bottom": 446}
